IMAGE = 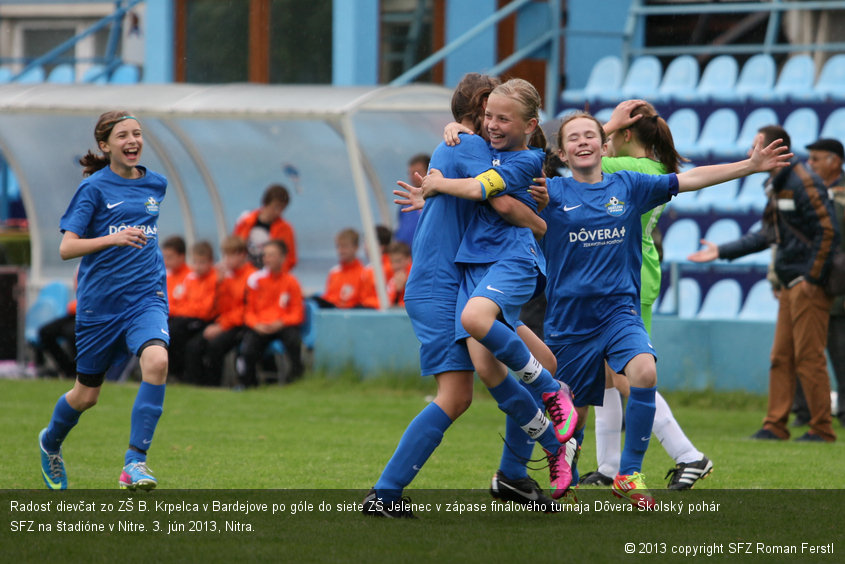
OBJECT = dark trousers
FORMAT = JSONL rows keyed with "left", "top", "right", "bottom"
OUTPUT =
{"left": 36, "top": 314, "right": 76, "bottom": 378}
{"left": 184, "top": 326, "right": 245, "bottom": 387}
{"left": 236, "top": 326, "right": 303, "bottom": 388}
{"left": 168, "top": 316, "right": 209, "bottom": 378}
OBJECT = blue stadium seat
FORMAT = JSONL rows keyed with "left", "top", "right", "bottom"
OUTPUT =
{"left": 773, "top": 54, "right": 816, "bottom": 101}
{"left": 110, "top": 64, "right": 140, "bottom": 84}
{"left": 819, "top": 107, "right": 845, "bottom": 143}
{"left": 16, "top": 65, "right": 45, "bottom": 83}
{"left": 620, "top": 55, "right": 662, "bottom": 99}
{"left": 694, "top": 55, "right": 739, "bottom": 102}
{"left": 39, "top": 281, "right": 71, "bottom": 312}
{"left": 783, "top": 108, "right": 819, "bottom": 155}
{"left": 703, "top": 218, "right": 741, "bottom": 245}
{"left": 47, "top": 64, "right": 75, "bottom": 83}
{"left": 734, "top": 219, "right": 772, "bottom": 265}
{"left": 735, "top": 54, "right": 777, "bottom": 102}
{"left": 697, "top": 279, "right": 742, "bottom": 320}
{"left": 82, "top": 64, "right": 108, "bottom": 84}
{"left": 594, "top": 107, "right": 613, "bottom": 124}
{"left": 738, "top": 279, "right": 778, "bottom": 321}
{"left": 666, "top": 108, "right": 700, "bottom": 158}
{"left": 0, "top": 66, "right": 12, "bottom": 83}
{"left": 735, "top": 173, "right": 769, "bottom": 214}
{"left": 662, "top": 219, "right": 701, "bottom": 262}
{"left": 561, "top": 55, "right": 623, "bottom": 105}
{"left": 658, "top": 277, "right": 701, "bottom": 318}
{"left": 814, "top": 54, "right": 845, "bottom": 101}
{"left": 734, "top": 107, "right": 779, "bottom": 155}
{"left": 698, "top": 179, "right": 742, "bottom": 212}
{"left": 655, "top": 55, "right": 699, "bottom": 102}
{"left": 24, "top": 281, "right": 71, "bottom": 346}
{"left": 696, "top": 109, "right": 739, "bottom": 157}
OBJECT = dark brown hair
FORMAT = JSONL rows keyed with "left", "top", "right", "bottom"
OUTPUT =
{"left": 261, "top": 184, "right": 291, "bottom": 207}
{"left": 624, "top": 101, "right": 685, "bottom": 174}
{"left": 451, "top": 73, "right": 500, "bottom": 134}
{"left": 79, "top": 110, "right": 138, "bottom": 177}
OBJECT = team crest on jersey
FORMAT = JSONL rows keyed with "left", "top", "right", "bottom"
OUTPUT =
{"left": 492, "top": 158, "right": 501, "bottom": 166}
{"left": 145, "top": 196, "right": 160, "bottom": 215}
{"left": 604, "top": 196, "right": 625, "bottom": 216}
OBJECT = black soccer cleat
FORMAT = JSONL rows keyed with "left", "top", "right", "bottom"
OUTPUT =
{"left": 578, "top": 470, "right": 614, "bottom": 487}
{"left": 361, "top": 488, "right": 417, "bottom": 519}
{"left": 665, "top": 456, "right": 714, "bottom": 490}
{"left": 490, "top": 470, "right": 561, "bottom": 512}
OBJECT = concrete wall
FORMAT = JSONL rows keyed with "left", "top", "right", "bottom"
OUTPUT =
{"left": 311, "top": 308, "right": 785, "bottom": 394}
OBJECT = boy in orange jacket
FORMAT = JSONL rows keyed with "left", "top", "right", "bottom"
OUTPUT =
{"left": 233, "top": 183, "right": 296, "bottom": 272}
{"left": 184, "top": 235, "right": 256, "bottom": 386}
{"left": 235, "top": 239, "right": 305, "bottom": 388}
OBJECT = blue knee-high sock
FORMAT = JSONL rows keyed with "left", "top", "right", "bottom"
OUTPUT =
{"left": 499, "top": 384, "right": 543, "bottom": 479}
{"left": 479, "top": 321, "right": 557, "bottom": 394}
{"left": 375, "top": 402, "right": 452, "bottom": 503}
{"left": 126, "top": 382, "right": 166, "bottom": 465}
{"left": 43, "top": 394, "right": 82, "bottom": 452}
{"left": 572, "top": 427, "right": 585, "bottom": 485}
{"left": 488, "top": 375, "right": 560, "bottom": 454}
{"left": 619, "top": 386, "right": 656, "bottom": 475}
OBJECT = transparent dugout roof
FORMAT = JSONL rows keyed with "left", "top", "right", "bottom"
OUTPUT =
{"left": 0, "top": 83, "right": 452, "bottom": 302}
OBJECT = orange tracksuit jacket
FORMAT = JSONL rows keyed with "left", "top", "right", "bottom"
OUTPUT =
{"left": 215, "top": 262, "right": 257, "bottom": 330}
{"left": 322, "top": 259, "right": 369, "bottom": 309}
{"left": 244, "top": 268, "right": 305, "bottom": 328}
{"left": 170, "top": 268, "right": 218, "bottom": 321}
{"left": 233, "top": 209, "right": 297, "bottom": 272}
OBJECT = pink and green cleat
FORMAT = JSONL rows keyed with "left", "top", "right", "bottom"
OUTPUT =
{"left": 542, "top": 383, "right": 578, "bottom": 443}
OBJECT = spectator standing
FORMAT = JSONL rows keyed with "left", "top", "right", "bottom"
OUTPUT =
{"left": 233, "top": 183, "right": 296, "bottom": 271}
{"left": 689, "top": 126, "right": 839, "bottom": 442}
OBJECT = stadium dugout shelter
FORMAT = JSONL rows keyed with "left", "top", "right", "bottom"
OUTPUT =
{"left": 0, "top": 83, "right": 453, "bottom": 307}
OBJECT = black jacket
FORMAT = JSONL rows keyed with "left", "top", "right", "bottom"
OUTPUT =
{"left": 718, "top": 159, "right": 839, "bottom": 287}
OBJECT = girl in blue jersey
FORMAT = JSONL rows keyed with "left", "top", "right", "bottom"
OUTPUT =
{"left": 418, "top": 79, "right": 579, "bottom": 498}
{"left": 38, "top": 110, "right": 170, "bottom": 491}
{"left": 364, "top": 74, "right": 563, "bottom": 517}
{"left": 537, "top": 111, "right": 790, "bottom": 506}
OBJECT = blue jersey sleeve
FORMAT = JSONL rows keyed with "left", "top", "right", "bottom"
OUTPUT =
{"left": 455, "top": 134, "right": 494, "bottom": 178}
{"left": 618, "top": 170, "right": 678, "bottom": 213}
{"left": 60, "top": 181, "right": 98, "bottom": 238}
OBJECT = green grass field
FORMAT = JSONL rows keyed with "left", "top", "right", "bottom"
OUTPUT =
{"left": 3, "top": 374, "right": 844, "bottom": 563}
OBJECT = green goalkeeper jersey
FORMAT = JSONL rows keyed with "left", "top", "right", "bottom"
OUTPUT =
{"left": 601, "top": 156, "right": 667, "bottom": 306}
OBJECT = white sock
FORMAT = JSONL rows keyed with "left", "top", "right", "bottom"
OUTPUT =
{"left": 594, "top": 387, "right": 622, "bottom": 477}
{"left": 520, "top": 409, "right": 550, "bottom": 439}
{"left": 514, "top": 356, "right": 543, "bottom": 384}
{"left": 653, "top": 391, "right": 703, "bottom": 464}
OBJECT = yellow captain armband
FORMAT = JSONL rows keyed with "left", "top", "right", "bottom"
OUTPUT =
{"left": 475, "top": 169, "right": 506, "bottom": 200}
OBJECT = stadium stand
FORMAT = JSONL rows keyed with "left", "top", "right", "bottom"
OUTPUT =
{"left": 820, "top": 107, "right": 845, "bottom": 142}
{"left": 782, "top": 107, "right": 820, "bottom": 155}
{"left": 620, "top": 55, "right": 662, "bottom": 99}
{"left": 703, "top": 218, "right": 742, "bottom": 246}
{"left": 694, "top": 55, "right": 739, "bottom": 102}
{"left": 734, "top": 173, "right": 769, "bottom": 214}
{"left": 81, "top": 64, "right": 108, "bottom": 84}
{"left": 110, "top": 63, "right": 140, "bottom": 84}
{"left": 696, "top": 108, "right": 739, "bottom": 158}
{"left": 666, "top": 108, "right": 700, "bottom": 158}
{"left": 697, "top": 279, "right": 743, "bottom": 320}
{"left": 772, "top": 54, "right": 816, "bottom": 101}
{"left": 662, "top": 218, "right": 701, "bottom": 262}
{"left": 0, "top": 66, "right": 12, "bottom": 83}
{"left": 658, "top": 277, "right": 701, "bottom": 318}
{"left": 560, "top": 55, "right": 623, "bottom": 105}
{"left": 735, "top": 54, "right": 777, "bottom": 102}
{"left": 696, "top": 179, "right": 742, "bottom": 213}
{"left": 24, "top": 281, "right": 70, "bottom": 347}
{"left": 738, "top": 279, "right": 778, "bottom": 321}
{"left": 813, "top": 53, "right": 845, "bottom": 101}
{"left": 47, "top": 64, "right": 75, "bottom": 84}
{"left": 16, "top": 65, "right": 45, "bottom": 83}
{"left": 734, "top": 107, "right": 779, "bottom": 155}
{"left": 655, "top": 55, "right": 699, "bottom": 103}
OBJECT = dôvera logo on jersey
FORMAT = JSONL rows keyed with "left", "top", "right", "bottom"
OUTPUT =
{"left": 109, "top": 224, "right": 158, "bottom": 237}
{"left": 144, "top": 196, "right": 160, "bottom": 215}
{"left": 570, "top": 226, "right": 626, "bottom": 248}
{"left": 604, "top": 196, "right": 625, "bottom": 216}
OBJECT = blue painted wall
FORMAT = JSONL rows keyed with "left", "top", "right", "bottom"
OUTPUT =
{"left": 331, "top": 0, "right": 379, "bottom": 85}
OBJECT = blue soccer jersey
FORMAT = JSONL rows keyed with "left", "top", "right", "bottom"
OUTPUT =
{"left": 60, "top": 165, "right": 168, "bottom": 321}
{"left": 541, "top": 170, "right": 678, "bottom": 344}
{"left": 404, "top": 134, "right": 494, "bottom": 301}
{"left": 454, "top": 147, "right": 545, "bottom": 270}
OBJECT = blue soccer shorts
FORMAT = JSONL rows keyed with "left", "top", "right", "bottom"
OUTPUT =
{"left": 405, "top": 295, "right": 473, "bottom": 376}
{"left": 547, "top": 310, "right": 657, "bottom": 407}
{"left": 75, "top": 296, "right": 170, "bottom": 375}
